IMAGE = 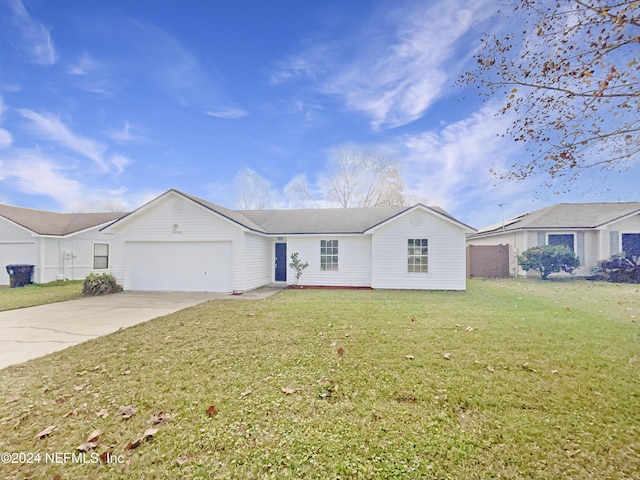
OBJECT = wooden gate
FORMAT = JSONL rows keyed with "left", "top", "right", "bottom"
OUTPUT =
{"left": 467, "top": 244, "right": 510, "bottom": 278}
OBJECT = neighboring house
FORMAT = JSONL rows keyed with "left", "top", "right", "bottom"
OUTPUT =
{"left": 467, "top": 202, "right": 640, "bottom": 277}
{"left": 101, "top": 189, "right": 475, "bottom": 292}
{"left": 0, "top": 204, "right": 125, "bottom": 285}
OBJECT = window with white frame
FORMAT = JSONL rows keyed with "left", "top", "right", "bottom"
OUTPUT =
{"left": 548, "top": 233, "right": 574, "bottom": 251}
{"left": 93, "top": 243, "right": 109, "bottom": 269}
{"left": 320, "top": 240, "right": 338, "bottom": 271}
{"left": 622, "top": 233, "right": 640, "bottom": 257}
{"left": 408, "top": 238, "right": 428, "bottom": 273}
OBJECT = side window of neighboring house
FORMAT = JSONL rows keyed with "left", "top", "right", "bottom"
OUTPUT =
{"left": 408, "top": 238, "right": 428, "bottom": 273}
{"left": 622, "top": 233, "right": 640, "bottom": 257}
{"left": 93, "top": 243, "right": 109, "bottom": 269}
{"left": 320, "top": 240, "right": 338, "bottom": 271}
{"left": 548, "top": 233, "right": 574, "bottom": 251}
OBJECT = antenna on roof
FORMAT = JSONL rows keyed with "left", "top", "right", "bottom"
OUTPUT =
{"left": 498, "top": 203, "right": 507, "bottom": 232}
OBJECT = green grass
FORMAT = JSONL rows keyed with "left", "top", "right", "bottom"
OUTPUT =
{"left": 0, "top": 281, "right": 83, "bottom": 312}
{"left": 0, "top": 279, "right": 638, "bottom": 479}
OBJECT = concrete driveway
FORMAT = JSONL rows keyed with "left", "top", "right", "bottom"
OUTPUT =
{"left": 0, "top": 287, "right": 282, "bottom": 369}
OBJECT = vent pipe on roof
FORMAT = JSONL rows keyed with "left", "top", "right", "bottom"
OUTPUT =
{"left": 498, "top": 203, "right": 507, "bottom": 232}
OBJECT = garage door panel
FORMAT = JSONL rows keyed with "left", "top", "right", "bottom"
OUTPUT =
{"left": 0, "top": 243, "right": 37, "bottom": 285}
{"left": 124, "top": 242, "right": 232, "bottom": 292}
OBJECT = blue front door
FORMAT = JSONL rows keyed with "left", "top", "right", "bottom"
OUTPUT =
{"left": 275, "top": 243, "right": 287, "bottom": 282}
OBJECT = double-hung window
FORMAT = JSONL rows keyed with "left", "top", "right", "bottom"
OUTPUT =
{"left": 548, "top": 233, "right": 575, "bottom": 251}
{"left": 408, "top": 238, "right": 428, "bottom": 273}
{"left": 320, "top": 240, "right": 338, "bottom": 271}
{"left": 93, "top": 243, "right": 109, "bottom": 269}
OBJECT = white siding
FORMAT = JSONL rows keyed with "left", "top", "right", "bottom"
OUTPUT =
{"left": 0, "top": 218, "right": 37, "bottom": 285}
{"left": 109, "top": 192, "right": 250, "bottom": 292}
{"left": 286, "top": 235, "right": 372, "bottom": 287}
{"left": 371, "top": 209, "right": 467, "bottom": 290}
{"left": 243, "top": 233, "right": 271, "bottom": 290}
{"left": 39, "top": 228, "right": 116, "bottom": 283}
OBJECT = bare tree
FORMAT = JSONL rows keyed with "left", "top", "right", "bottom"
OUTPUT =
{"left": 234, "top": 167, "right": 277, "bottom": 210}
{"left": 463, "top": 0, "right": 640, "bottom": 185}
{"left": 323, "top": 150, "right": 407, "bottom": 208}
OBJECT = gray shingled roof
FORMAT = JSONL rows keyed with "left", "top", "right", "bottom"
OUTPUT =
{"left": 177, "top": 190, "right": 470, "bottom": 234}
{"left": 239, "top": 206, "right": 408, "bottom": 234}
{"left": 476, "top": 202, "right": 640, "bottom": 236}
{"left": 0, "top": 204, "right": 126, "bottom": 236}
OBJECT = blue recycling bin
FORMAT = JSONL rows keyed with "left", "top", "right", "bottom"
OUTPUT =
{"left": 6, "top": 265, "right": 35, "bottom": 288}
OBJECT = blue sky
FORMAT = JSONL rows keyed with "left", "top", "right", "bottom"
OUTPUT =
{"left": 0, "top": 0, "right": 637, "bottom": 229}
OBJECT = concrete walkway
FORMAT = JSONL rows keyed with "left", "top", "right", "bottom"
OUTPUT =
{"left": 0, "top": 287, "right": 283, "bottom": 369}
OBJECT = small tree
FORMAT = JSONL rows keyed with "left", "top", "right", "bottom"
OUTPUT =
{"left": 518, "top": 245, "right": 579, "bottom": 280}
{"left": 591, "top": 254, "right": 640, "bottom": 283}
{"left": 288, "top": 252, "right": 309, "bottom": 285}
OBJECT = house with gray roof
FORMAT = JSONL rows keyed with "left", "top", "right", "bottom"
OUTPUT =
{"left": 100, "top": 189, "right": 475, "bottom": 292}
{"left": 467, "top": 202, "right": 640, "bottom": 277}
{"left": 0, "top": 204, "right": 125, "bottom": 285}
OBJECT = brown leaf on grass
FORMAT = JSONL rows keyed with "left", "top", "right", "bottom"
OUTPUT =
{"left": 74, "top": 385, "right": 85, "bottom": 391}
{"left": 337, "top": 346, "right": 345, "bottom": 356}
{"left": 53, "top": 475, "right": 61, "bottom": 480}
{"left": 35, "top": 425, "right": 56, "bottom": 439}
{"left": 96, "top": 408, "right": 109, "bottom": 418}
{"left": 176, "top": 455, "right": 189, "bottom": 465}
{"left": 443, "top": 352, "right": 451, "bottom": 360}
{"left": 281, "top": 386, "right": 296, "bottom": 395}
{"left": 77, "top": 429, "right": 102, "bottom": 451}
{"left": 100, "top": 452, "right": 113, "bottom": 464}
{"left": 77, "top": 441, "right": 99, "bottom": 452}
{"left": 55, "top": 397, "right": 66, "bottom": 404}
{"left": 486, "top": 365, "right": 495, "bottom": 372}
{"left": 4, "top": 394, "right": 20, "bottom": 404}
{"left": 240, "top": 389, "right": 252, "bottom": 398}
{"left": 149, "top": 412, "right": 176, "bottom": 425}
{"left": 465, "top": 326, "right": 474, "bottom": 332}
{"left": 405, "top": 354, "right": 415, "bottom": 360}
{"left": 410, "top": 316, "right": 417, "bottom": 322}
{"left": 125, "top": 428, "right": 158, "bottom": 450}
{"left": 119, "top": 405, "right": 138, "bottom": 419}
{"left": 124, "top": 438, "right": 142, "bottom": 450}
{"left": 85, "top": 429, "right": 102, "bottom": 443}
{"left": 551, "top": 369, "right": 559, "bottom": 374}
{"left": 206, "top": 405, "right": 219, "bottom": 416}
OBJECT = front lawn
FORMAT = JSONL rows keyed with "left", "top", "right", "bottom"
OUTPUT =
{"left": 0, "top": 281, "right": 83, "bottom": 312}
{"left": 0, "top": 279, "right": 638, "bottom": 479}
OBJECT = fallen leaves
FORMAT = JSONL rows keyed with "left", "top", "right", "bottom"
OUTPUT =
{"left": 443, "top": 352, "right": 451, "bottom": 360}
{"left": 125, "top": 428, "right": 158, "bottom": 451}
{"left": 118, "top": 405, "right": 138, "bottom": 419}
{"left": 337, "top": 346, "right": 345, "bottom": 356}
{"left": 405, "top": 354, "right": 415, "bottom": 360}
{"left": 35, "top": 425, "right": 56, "bottom": 439}
{"left": 96, "top": 408, "right": 109, "bottom": 418}
{"left": 77, "top": 429, "right": 102, "bottom": 452}
{"left": 281, "top": 386, "right": 296, "bottom": 395}
{"left": 149, "top": 411, "right": 176, "bottom": 425}
{"left": 240, "top": 389, "right": 252, "bottom": 398}
{"left": 206, "top": 405, "right": 219, "bottom": 416}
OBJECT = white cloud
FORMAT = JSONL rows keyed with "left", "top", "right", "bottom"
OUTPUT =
{"left": 1, "top": 153, "right": 83, "bottom": 206}
{"left": 105, "top": 121, "right": 149, "bottom": 145}
{"left": 398, "top": 102, "right": 529, "bottom": 221}
{"left": 0, "top": 129, "right": 12, "bottom": 148}
{"left": 6, "top": 0, "right": 58, "bottom": 66}
{"left": 271, "top": 0, "right": 498, "bottom": 130}
{"left": 17, "top": 109, "right": 108, "bottom": 170}
{"left": 107, "top": 153, "right": 132, "bottom": 174}
{"left": 68, "top": 52, "right": 99, "bottom": 76}
{"left": 205, "top": 107, "right": 248, "bottom": 119}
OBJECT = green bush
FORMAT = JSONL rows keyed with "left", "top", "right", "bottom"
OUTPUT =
{"left": 591, "top": 254, "right": 640, "bottom": 283}
{"left": 517, "top": 245, "right": 580, "bottom": 280}
{"left": 82, "top": 273, "right": 123, "bottom": 296}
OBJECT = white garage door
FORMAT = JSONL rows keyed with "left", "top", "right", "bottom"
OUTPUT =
{"left": 0, "top": 243, "right": 37, "bottom": 285}
{"left": 124, "top": 241, "right": 232, "bottom": 292}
